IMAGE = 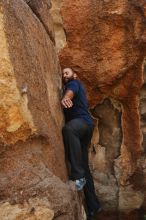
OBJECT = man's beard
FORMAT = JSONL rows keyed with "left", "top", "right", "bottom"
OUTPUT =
{"left": 63, "top": 76, "right": 74, "bottom": 84}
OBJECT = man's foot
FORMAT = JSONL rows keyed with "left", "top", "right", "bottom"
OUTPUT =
{"left": 75, "top": 177, "right": 86, "bottom": 191}
{"left": 87, "top": 206, "right": 102, "bottom": 220}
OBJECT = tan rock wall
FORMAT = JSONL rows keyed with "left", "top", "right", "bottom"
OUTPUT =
{"left": 0, "top": 201, "right": 54, "bottom": 220}
{"left": 0, "top": 0, "right": 65, "bottom": 177}
{"left": 0, "top": 0, "right": 84, "bottom": 219}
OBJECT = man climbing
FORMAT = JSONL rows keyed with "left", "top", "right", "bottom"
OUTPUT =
{"left": 61, "top": 68, "right": 101, "bottom": 220}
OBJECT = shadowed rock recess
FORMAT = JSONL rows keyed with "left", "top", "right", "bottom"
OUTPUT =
{"left": 51, "top": 0, "right": 146, "bottom": 219}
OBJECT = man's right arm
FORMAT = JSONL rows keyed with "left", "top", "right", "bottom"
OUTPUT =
{"left": 61, "top": 90, "right": 74, "bottom": 108}
{"left": 61, "top": 80, "right": 79, "bottom": 108}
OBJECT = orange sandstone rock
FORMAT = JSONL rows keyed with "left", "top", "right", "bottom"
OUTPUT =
{"left": 60, "top": 0, "right": 146, "bottom": 165}
{"left": 57, "top": 0, "right": 146, "bottom": 215}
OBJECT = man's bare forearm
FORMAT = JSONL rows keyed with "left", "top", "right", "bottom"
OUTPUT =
{"left": 63, "top": 90, "right": 74, "bottom": 99}
{"left": 61, "top": 90, "right": 74, "bottom": 108}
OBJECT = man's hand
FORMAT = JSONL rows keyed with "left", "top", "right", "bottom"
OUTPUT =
{"left": 61, "top": 97, "right": 73, "bottom": 108}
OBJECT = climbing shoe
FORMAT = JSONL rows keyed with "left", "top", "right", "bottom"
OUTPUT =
{"left": 75, "top": 177, "right": 86, "bottom": 191}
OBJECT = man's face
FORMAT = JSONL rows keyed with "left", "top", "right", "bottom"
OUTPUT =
{"left": 62, "top": 68, "right": 74, "bottom": 84}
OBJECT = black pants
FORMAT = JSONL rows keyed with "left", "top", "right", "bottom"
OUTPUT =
{"left": 62, "top": 118, "right": 100, "bottom": 213}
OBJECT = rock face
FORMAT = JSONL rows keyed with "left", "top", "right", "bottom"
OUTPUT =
{"left": 0, "top": 0, "right": 84, "bottom": 219}
{"left": 0, "top": 0, "right": 66, "bottom": 180}
{"left": 24, "top": 0, "right": 55, "bottom": 43}
{"left": 0, "top": 172, "right": 83, "bottom": 220}
{"left": 0, "top": 201, "right": 54, "bottom": 220}
{"left": 1, "top": 0, "right": 146, "bottom": 219}
{"left": 52, "top": 0, "right": 146, "bottom": 218}
{"left": 50, "top": 0, "right": 66, "bottom": 51}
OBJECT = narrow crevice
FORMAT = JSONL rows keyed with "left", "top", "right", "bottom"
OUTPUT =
{"left": 23, "top": 0, "right": 55, "bottom": 45}
{"left": 34, "top": 15, "right": 55, "bottom": 45}
{"left": 92, "top": 98, "right": 122, "bottom": 173}
{"left": 91, "top": 98, "right": 123, "bottom": 213}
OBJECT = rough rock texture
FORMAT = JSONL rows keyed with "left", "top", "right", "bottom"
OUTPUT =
{"left": 50, "top": 0, "right": 66, "bottom": 51}
{"left": 0, "top": 171, "right": 83, "bottom": 220}
{"left": 0, "top": 0, "right": 65, "bottom": 179}
{"left": 0, "top": 0, "right": 84, "bottom": 219}
{"left": 52, "top": 0, "right": 146, "bottom": 218}
{"left": 0, "top": 201, "right": 54, "bottom": 220}
{"left": 24, "top": 0, "right": 55, "bottom": 43}
{"left": 60, "top": 0, "right": 146, "bottom": 162}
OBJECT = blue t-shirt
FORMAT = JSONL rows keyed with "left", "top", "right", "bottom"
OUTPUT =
{"left": 63, "top": 79, "right": 93, "bottom": 127}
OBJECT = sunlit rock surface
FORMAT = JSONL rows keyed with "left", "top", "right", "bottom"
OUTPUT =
{"left": 0, "top": 1, "right": 84, "bottom": 219}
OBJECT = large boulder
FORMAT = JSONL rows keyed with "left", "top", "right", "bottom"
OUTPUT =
{"left": 0, "top": 0, "right": 83, "bottom": 219}
{"left": 0, "top": 0, "right": 66, "bottom": 179}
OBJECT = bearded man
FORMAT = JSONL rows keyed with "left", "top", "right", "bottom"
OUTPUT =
{"left": 61, "top": 68, "right": 101, "bottom": 220}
